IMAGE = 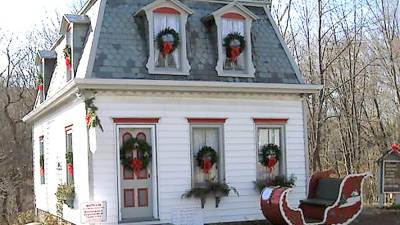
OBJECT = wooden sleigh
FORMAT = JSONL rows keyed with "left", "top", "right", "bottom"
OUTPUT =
{"left": 260, "top": 170, "right": 371, "bottom": 225}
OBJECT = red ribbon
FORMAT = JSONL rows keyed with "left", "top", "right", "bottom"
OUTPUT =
{"left": 203, "top": 159, "right": 212, "bottom": 174}
{"left": 37, "top": 85, "right": 43, "bottom": 91}
{"left": 132, "top": 158, "right": 143, "bottom": 176}
{"left": 67, "top": 163, "right": 74, "bottom": 177}
{"left": 40, "top": 167, "right": 45, "bottom": 177}
{"left": 392, "top": 143, "right": 399, "bottom": 152}
{"left": 85, "top": 113, "right": 92, "bottom": 126}
{"left": 267, "top": 158, "right": 277, "bottom": 173}
{"left": 162, "top": 42, "right": 174, "bottom": 57}
{"left": 229, "top": 47, "right": 241, "bottom": 63}
{"left": 65, "top": 56, "right": 72, "bottom": 71}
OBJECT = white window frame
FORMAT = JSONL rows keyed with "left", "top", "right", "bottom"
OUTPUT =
{"left": 140, "top": 0, "right": 193, "bottom": 75}
{"left": 212, "top": 2, "right": 258, "bottom": 78}
{"left": 255, "top": 124, "right": 287, "bottom": 181}
{"left": 190, "top": 124, "right": 225, "bottom": 187}
{"left": 65, "top": 127, "right": 74, "bottom": 185}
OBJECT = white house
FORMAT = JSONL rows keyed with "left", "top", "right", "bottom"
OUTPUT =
{"left": 23, "top": 0, "right": 322, "bottom": 224}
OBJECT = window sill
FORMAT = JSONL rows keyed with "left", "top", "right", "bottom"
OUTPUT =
{"left": 218, "top": 72, "right": 255, "bottom": 78}
{"left": 148, "top": 69, "right": 189, "bottom": 76}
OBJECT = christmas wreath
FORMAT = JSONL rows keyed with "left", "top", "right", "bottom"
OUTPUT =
{"left": 120, "top": 138, "right": 152, "bottom": 175}
{"left": 196, "top": 146, "right": 218, "bottom": 174}
{"left": 223, "top": 32, "right": 246, "bottom": 63}
{"left": 36, "top": 74, "right": 44, "bottom": 91}
{"left": 63, "top": 45, "right": 72, "bottom": 71}
{"left": 66, "top": 152, "right": 74, "bottom": 177}
{"left": 259, "top": 144, "right": 281, "bottom": 173}
{"left": 156, "top": 27, "right": 180, "bottom": 57}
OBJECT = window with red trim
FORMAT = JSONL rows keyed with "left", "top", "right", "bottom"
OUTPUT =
{"left": 39, "top": 136, "right": 45, "bottom": 184}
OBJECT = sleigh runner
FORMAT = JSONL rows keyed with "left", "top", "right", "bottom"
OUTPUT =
{"left": 261, "top": 170, "right": 371, "bottom": 225}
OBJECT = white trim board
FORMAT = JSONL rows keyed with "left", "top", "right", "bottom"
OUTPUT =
{"left": 23, "top": 78, "right": 322, "bottom": 123}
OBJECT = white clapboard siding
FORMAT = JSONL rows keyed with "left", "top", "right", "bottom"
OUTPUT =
{"left": 92, "top": 93, "right": 307, "bottom": 225}
{"left": 32, "top": 99, "right": 90, "bottom": 224}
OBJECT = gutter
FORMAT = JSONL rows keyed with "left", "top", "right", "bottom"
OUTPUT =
{"left": 23, "top": 78, "right": 322, "bottom": 123}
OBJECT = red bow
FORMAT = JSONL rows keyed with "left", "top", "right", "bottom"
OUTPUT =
{"left": 65, "top": 56, "right": 72, "bottom": 71}
{"left": 67, "top": 163, "right": 74, "bottom": 177}
{"left": 85, "top": 113, "right": 92, "bottom": 126}
{"left": 267, "top": 158, "right": 277, "bottom": 173}
{"left": 392, "top": 143, "right": 399, "bottom": 152}
{"left": 203, "top": 159, "right": 212, "bottom": 174}
{"left": 132, "top": 158, "right": 143, "bottom": 176}
{"left": 40, "top": 167, "right": 45, "bottom": 177}
{"left": 37, "top": 85, "right": 43, "bottom": 91}
{"left": 229, "top": 47, "right": 241, "bottom": 63}
{"left": 162, "top": 42, "right": 174, "bottom": 57}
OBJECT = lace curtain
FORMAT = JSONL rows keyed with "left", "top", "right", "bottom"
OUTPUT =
{"left": 153, "top": 13, "right": 181, "bottom": 69}
{"left": 222, "top": 18, "right": 246, "bottom": 70}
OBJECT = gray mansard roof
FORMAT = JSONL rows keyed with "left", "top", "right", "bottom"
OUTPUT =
{"left": 92, "top": 0, "right": 301, "bottom": 84}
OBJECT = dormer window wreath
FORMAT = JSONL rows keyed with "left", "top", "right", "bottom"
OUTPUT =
{"left": 156, "top": 27, "right": 180, "bottom": 58}
{"left": 223, "top": 32, "right": 246, "bottom": 65}
{"left": 36, "top": 74, "right": 44, "bottom": 91}
{"left": 63, "top": 45, "right": 72, "bottom": 71}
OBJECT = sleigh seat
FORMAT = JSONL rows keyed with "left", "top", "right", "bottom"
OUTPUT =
{"left": 299, "top": 171, "right": 343, "bottom": 221}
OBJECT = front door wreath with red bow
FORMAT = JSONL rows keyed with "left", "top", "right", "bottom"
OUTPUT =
{"left": 156, "top": 27, "right": 180, "bottom": 58}
{"left": 120, "top": 138, "right": 152, "bottom": 177}
{"left": 223, "top": 32, "right": 246, "bottom": 65}
{"left": 260, "top": 143, "right": 281, "bottom": 175}
{"left": 196, "top": 146, "right": 218, "bottom": 175}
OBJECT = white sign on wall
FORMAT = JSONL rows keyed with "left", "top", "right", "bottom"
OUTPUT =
{"left": 80, "top": 201, "right": 107, "bottom": 224}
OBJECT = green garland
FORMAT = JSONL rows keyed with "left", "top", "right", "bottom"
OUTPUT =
{"left": 259, "top": 143, "right": 281, "bottom": 166}
{"left": 66, "top": 152, "right": 73, "bottom": 164}
{"left": 40, "top": 155, "right": 44, "bottom": 168}
{"left": 156, "top": 27, "right": 180, "bottom": 55}
{"left": 195, "top": 146, "right": 218, "bottom": 169}
{"left": 223, "top": 32, "right": 246, "bottom": 54}
{"left": 120, "top": 138, "right": 152, "bottom": 171}
{"left": 84, "top": 98, "right": 103, "bottom": 131}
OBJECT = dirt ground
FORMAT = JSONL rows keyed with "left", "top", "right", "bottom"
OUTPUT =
{"left": 208, "top": 208, "right": 400, "bottom": 225}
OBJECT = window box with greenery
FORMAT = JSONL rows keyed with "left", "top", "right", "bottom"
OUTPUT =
{"left": 254, "top": 175, "right": 296, "bottom": 193}
{"left": 184, "top": 140, "right": 238, "bottom": 208}
{"left": 55, "top": 183, "right": 75, "bottom": 216}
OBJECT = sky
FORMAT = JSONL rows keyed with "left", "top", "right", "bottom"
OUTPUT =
{"left": 0, "top": 0, "right": 78, "bottom": 34}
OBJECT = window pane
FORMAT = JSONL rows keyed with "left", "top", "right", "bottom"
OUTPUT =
{"left": 153, "top": 13, "right": 180, "bottom": 69}
{"left": 222, "top": 18, "right": 246, "bottom": 71}
{"left": 192, "top": 127, "right": 221, "bottom": 185}
{"left": 257, "top": 128, "right": 283, "bottom": 181}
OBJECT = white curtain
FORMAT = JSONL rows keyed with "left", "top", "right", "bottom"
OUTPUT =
{"left": 222, "top": 18, "right": 246, "bottom": 70}
{"left": 153, "top": 13, "right": 180, "bottom": 69}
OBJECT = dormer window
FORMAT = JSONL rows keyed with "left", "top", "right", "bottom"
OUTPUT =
{"left": 138, "top": 0, "right": 193, "bottom": 75}
{"left": 212, "top": 3, "right": 258, "bottom": 77}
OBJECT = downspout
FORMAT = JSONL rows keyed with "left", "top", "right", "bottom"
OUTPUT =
{"left": 302, "top": 94, "right": 310, "bottom": 195}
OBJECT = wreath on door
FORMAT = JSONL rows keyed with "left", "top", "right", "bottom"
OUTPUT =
{"left": 259, "top": 144, "right": 281, "bottom": 173}
{"left": 156, "top": 27, "right": 180, "bottom": 57}
{"left": 196, "top": 146, "right": 218, "bottom": 174}
{"left": 120, "top": 138, "right": 152, "bottom": 175}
